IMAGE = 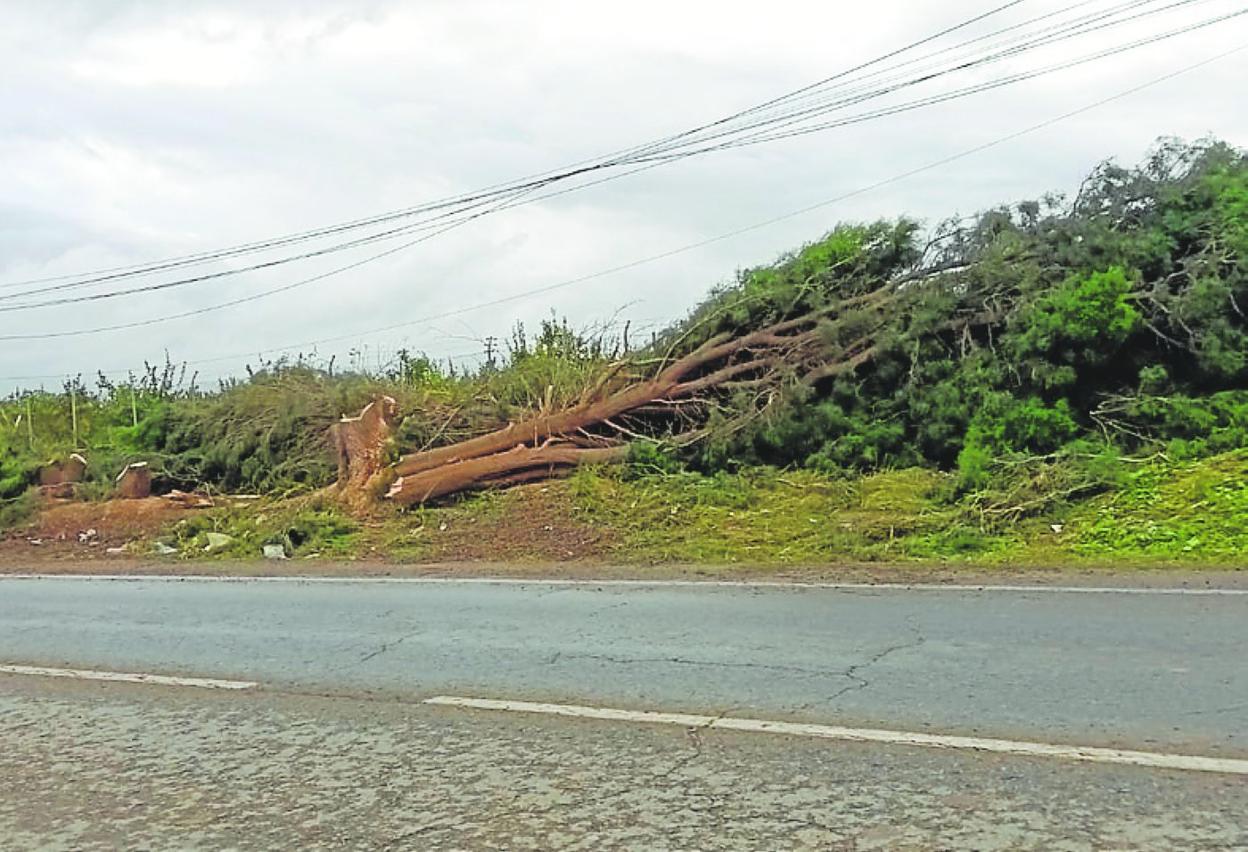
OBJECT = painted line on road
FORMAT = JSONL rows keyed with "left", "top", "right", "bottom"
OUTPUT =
{"left": 2, "top": 574, "right": 1247, "bottom": 595}
{"left": 0, "top": 664, "right": 258, "bottom": 691}
{"left": 424, "top": 695, "right": 1248, "bottom": 776}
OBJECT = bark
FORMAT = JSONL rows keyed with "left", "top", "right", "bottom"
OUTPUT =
{"left": 330, "top": 395, "right": 400, "bottom": 503}
{"left": 115, "top": 462, "right": 152, "bottom": 499}
{"left": 387, "top": 443, "right": 628, "bottom": 505}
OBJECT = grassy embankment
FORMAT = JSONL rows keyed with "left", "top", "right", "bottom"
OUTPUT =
{"left": 81, "top": 447, "right": 1241, "bottom": 567}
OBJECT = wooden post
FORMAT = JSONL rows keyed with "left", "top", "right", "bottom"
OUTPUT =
{"left": 131, "top": 387, "right": 139, "bottom": 427}
{"left": 70, "top": 384, "right": 79, "bottom": 448}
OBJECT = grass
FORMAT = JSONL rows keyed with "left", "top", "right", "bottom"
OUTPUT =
{"left": 563, "top": 451, "right": 1248, "bottom": 565}
{"left": 38, "top": 449, "right": 1248, "bottom": 568}
{"left": 567, "top": 466, "right": 965, "bottom": 563}
{"left": 0, "top": 488, "right": 40, "bottom": 531}
{"left": 1064, "top": 449, "right": 1248, "bottom": 559}
{"left": 155, "top": 496, "right": 363, "bottom": 560}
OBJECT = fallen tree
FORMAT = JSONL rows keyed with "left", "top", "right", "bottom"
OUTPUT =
{"left": 335, "top": 282, "right": 941, "bottom": 505}
{"left": 3, "top": 139, "right": 1237, "bottom": 523}
{"left": 324, "top": 140, "right": 1246, "bottom": 507}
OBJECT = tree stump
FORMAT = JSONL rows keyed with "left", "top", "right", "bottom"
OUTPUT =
{"left": 331, "top": 396, "right": 400, "bottom": 505}
{"left": 115, "top": 462, "right": 152, "bottom": 499}
{"left": 38, "top": 453, "right": 87, "bottom": 486}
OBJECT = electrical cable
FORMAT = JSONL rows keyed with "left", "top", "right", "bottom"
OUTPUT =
{"left": 4, "top": 0, "right": 1200, "bottom": 305}
{"left": 5, "top": 39, "right": 1241, "bottom": 384}
{"left": 0, "top": 0, "right": 1232, "bottom": 313}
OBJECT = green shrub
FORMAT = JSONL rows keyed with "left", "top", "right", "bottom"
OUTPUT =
{"left": 0, "top": 488, "right": 39, "bottom": 531}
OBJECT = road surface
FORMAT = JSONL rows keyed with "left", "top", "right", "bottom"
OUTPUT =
{"left": 1, "top": 574, "right": 1246, "bottom": 849}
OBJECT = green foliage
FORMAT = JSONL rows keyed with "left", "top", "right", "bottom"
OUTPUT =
{"left": 484, "top": 315, "right": 611, "bottom": 413}
{"left": 0, "top": 488, "right": 39, "bottom": 530}
{"left": 957, "top": 395, "right": 1079, "bottom": 489}
{"left": 667, "top": 220, "right": 920, "bottom": 354}
{"left": 1005, "top": 266, "right": 1141, "bottom": 387}
{"left": 1069, "top": 450, "right": 1248, "bottom": 558}
{"left": 1105, "top": 391, "right": 1248, "bottom": 459}
{"left": 672, "top": 138, "right": 1246, "bottom": 477}
{"left": 625, "top": 441, "right": 684, "bottom": 478}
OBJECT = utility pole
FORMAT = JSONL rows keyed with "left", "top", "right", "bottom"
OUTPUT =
{"left": 70, "top": 383, "right": 79, "bottom": 448}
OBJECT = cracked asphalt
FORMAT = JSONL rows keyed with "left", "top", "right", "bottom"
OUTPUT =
{"left": 2, "top": 676, "right": 1246, "bottom": 851}
{"left": 1, "top": 575, "right": 1247, "bottom": 848}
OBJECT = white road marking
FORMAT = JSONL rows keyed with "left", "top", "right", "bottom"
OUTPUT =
{"left": 0, "top": 664, "right": 258, "bottom": 691}
{"left": 424, "top": 696, "right": 1248, "bottom": 776}
{"left": 426, "top": 697, "right": 716, "bottom": 728}
{"left": 2, "top": 574, "right": 1246, "bottom": 595}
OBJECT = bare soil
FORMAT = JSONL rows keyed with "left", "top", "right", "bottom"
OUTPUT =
{"left": 419, "top": 485, "right": 618, "bottom": 562}
{"left": 0, "top": 553, "right": 1244, "bottom": 590}
{"left": 0, "top": 497, "right": 193, "bottom": 563}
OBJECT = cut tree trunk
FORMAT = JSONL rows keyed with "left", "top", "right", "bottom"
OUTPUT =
{"left": 330, "top": 395, "right": 400, "bottom": 505}
{"left": 38, "top": 453, "right": 87, "bottom": 486}
{"left": 115, "top": 462, "right": 152, "bottom": 499}
{"left": 387, "top": 443, "right": 628, "bottom": 505}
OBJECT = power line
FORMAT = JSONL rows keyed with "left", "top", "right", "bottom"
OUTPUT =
{"left": 625, "top": 0, "right": 1233, "bottom": 157}
{"left": 663, "top": 5, "right": 1248, "bottom": 155}
{"left": 0, "top": 0, "right": 1028, "bottom": 295}
{"left": 1, "top": 0, "right": 1238, "bottom": 323}
{"left": 0, "top": 0, "right": 1201, "bottom": 310}
{"left": 5, "top": 40, "right": 1241, "bottom": 385}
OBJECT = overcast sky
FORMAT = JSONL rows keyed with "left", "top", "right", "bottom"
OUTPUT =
{"left": 2, "top": 0, "right": 1245, "bottom": 390}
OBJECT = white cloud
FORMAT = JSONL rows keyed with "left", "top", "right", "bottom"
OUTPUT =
{"left": 0, "top": 0, "right": 1245, "bottom": 387}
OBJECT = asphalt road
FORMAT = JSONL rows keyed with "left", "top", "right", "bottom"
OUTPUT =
{"left": 2, "top": 575, "right": 1246, "bottom": 753}
{"left": 2, "top": 574, "right": 1246, "bottom": 849}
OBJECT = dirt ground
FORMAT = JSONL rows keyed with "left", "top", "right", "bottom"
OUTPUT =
{"left": 417, "top": 485, "right": 618, "bottom": 562}
{"left": 0, "top": 552, "right": 1244, "bottom": 589}
{"left": 1, "top": 493, "right": 1244, "bottom": 587}
{"left": 0, "top": 497, "right": 195, "bottom": 563}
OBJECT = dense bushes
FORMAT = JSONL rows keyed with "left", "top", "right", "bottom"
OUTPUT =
{"left": 0, "top": 328, "right": 611, "bottom": 505}
{"left": 670, "top": 138, "right": 1246, "bottom": 482}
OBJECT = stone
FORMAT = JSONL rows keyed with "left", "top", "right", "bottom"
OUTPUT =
{"left": 152, "top": 542, "right": 178, "bottom": 556}
{"left": 204, "top": 532, "right": 234, "bottom": 553}
{"left": 262, "top": 544, "right": 288, "bottom": 560}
